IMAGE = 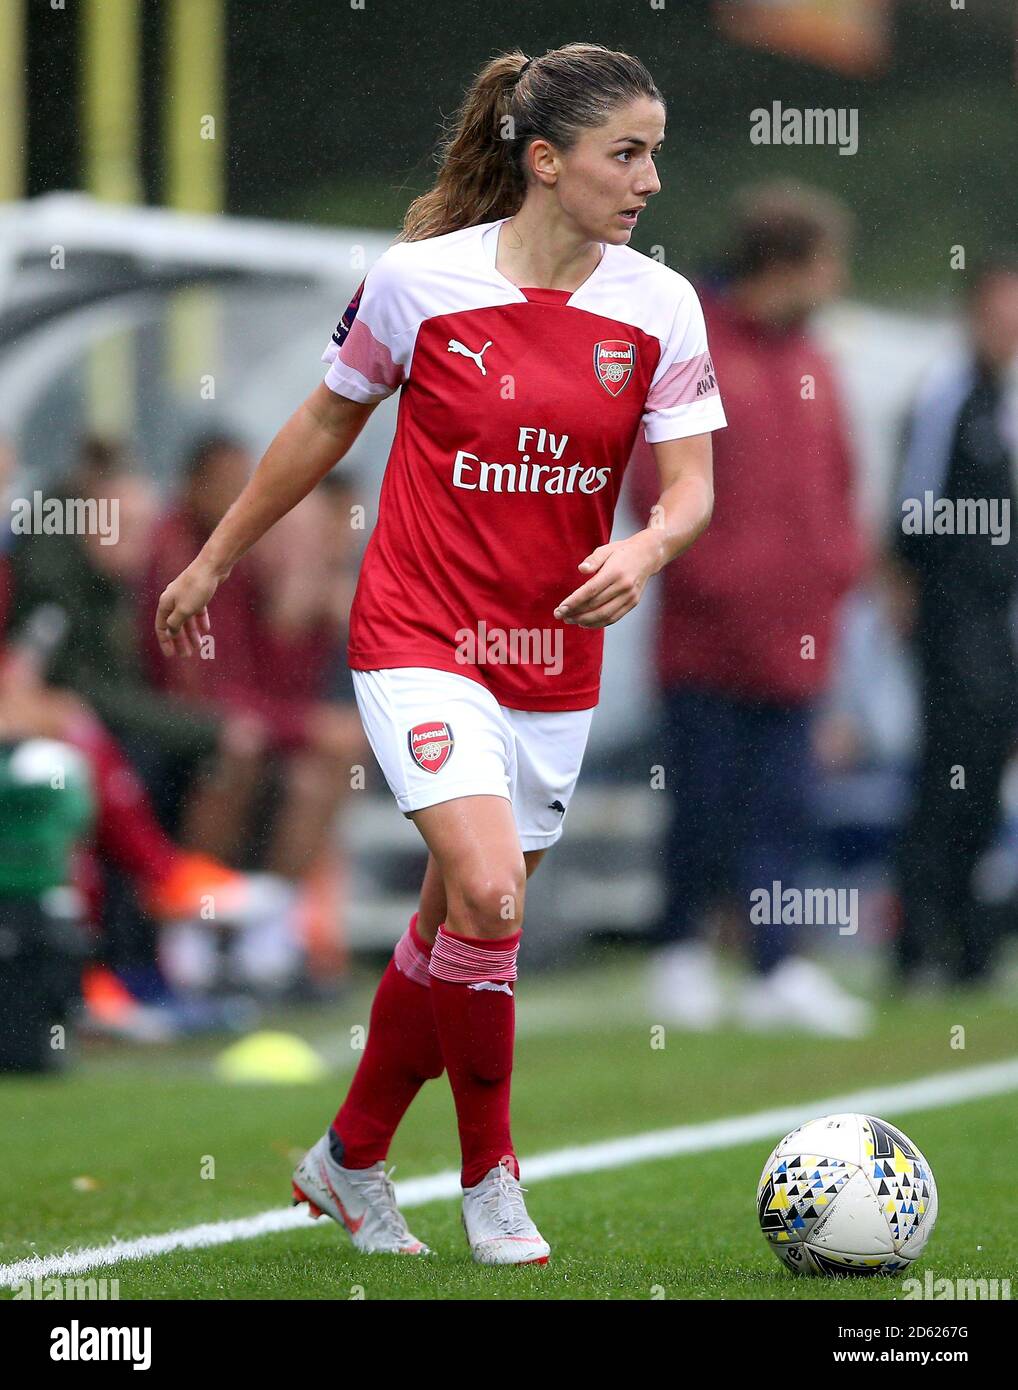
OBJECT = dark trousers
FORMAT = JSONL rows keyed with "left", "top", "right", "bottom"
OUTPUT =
{"left": 896, "top": 679, "right": 1014, "bottom": 981}
{"left": 653, "top": 686, "right": 812, "bottom": 973}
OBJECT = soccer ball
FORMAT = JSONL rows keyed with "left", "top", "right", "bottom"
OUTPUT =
{"left": 756, "top": 1112, "right": 938, "bottom": 1276}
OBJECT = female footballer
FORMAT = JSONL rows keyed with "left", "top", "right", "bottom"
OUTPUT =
{"left": 155, "top": 43, "right": 726, "bottom": 1265}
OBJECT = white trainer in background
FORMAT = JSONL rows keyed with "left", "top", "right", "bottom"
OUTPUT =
{"left": 736, "top": 956, "right": 873, "bottom": 1038}
{"left": 648, "top": 940, "right": 726, "bottom": 1030}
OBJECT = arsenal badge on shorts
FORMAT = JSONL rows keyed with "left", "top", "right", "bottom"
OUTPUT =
{"left": 594, "top": 340, "right": 635, "bottom": 396}
{"left": 408, "top": 721, "right": 454, "bottom": 774}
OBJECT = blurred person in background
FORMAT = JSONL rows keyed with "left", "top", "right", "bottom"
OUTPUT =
{"left": 0, "top": 647, "right": 282, "bottom": 1038}
{"left": 140, "top": 435, "right": 364, "bottom": 892}
{"left": 0, "top": 434, "right": 21, "bottom": 631}
{"left": 629, "top": 180, "right": 870, "bottom": 1036}
{"left": 0, "top": 440, "right": 14, "bottom": 660}
{"left": 0, "top": 732, "right": 95, "bottom": 1071}
{"left": 0, "top": 439, "right": 93, "bottom": 1068}
{"left": 317, "top": 467, "right": 365, "bottom": 708}
{"left": 3, "top": 436, "right": 268, "bottom": 923}
{"left": 884, "top": 252, "right": 1018, "bottom": 991}
{"left": 1, "top": 435, "right": 298, "bottom": 1022}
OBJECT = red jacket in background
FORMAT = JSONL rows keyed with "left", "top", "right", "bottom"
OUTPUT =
{"left": 627, "top": 287, "right": 867, "bottom": 704}
{"left": 140, "top": 507, "right": 337, "bottom": 751}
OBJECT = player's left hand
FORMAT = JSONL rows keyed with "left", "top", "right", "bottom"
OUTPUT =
{"left": 554, "top": 532, "right": 661, "bottom": 629}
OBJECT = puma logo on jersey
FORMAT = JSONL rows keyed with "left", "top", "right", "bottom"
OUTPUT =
{"left": 467, "top": 980, "right": 514, "bottom": 995}
{"left": 448, "top": 338, "right": 493, "bottom": 375}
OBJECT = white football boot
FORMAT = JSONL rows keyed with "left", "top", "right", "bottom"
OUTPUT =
{"left": 736, "top": 956, "right": 873, "bottom": 1039}
{"left": 648, "top": 940, "right": 725, "bottom": 1030}
{"left": 291, "top": 1133, "right": 431, "bottom": 1255}
{"left": 462, "top": 1161, "right": 550, "bottom": 1265}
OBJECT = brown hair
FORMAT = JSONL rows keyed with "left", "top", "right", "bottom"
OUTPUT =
{"left": 398, "top": 43, "right": 663, "bottom": 244}
{"left": 723, "top": 180, "right": 854, "bottom": 280}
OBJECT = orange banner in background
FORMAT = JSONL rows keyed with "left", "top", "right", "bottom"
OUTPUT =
{"left": 714, "top": 0, "right": 893, "bottom": 77}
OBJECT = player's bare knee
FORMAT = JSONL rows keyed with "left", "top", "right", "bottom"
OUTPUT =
{"left": 454, "top": 863, "right": 525, "bottom": 937}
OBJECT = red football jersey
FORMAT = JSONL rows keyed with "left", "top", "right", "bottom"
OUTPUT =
{"left": 323, "top": 217, "right": 726, "bottom": 711}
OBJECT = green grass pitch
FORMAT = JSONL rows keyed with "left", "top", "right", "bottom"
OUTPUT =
{"left": 1, "top": 953, "right": 1015, "bottom": 1300}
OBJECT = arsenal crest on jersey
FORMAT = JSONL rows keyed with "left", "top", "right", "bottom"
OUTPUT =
{"left": 408, "top": 722, "right": 454, "bottom": 774}
{"left": 594, "top": 340, "right": 636, "bottom": 397}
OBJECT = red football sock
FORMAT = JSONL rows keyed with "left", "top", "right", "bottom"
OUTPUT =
{"left": 331, "top": 913, "right": 445, "bottom": 1168}
{"left": 428, "top": 924, "right": 521, "bottom": 1189}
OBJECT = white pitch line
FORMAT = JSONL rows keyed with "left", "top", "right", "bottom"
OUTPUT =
{"left": 3, "top": 1055, "right": 1017, "bottom": 1289}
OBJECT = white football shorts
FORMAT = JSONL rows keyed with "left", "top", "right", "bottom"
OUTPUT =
{"left": 351, "top": 666, "right": 594, "bottom": 850}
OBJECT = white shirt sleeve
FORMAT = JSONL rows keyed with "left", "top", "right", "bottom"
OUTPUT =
{"left": 641, "top": 279, "right": 727, "bottom": 443}
{"left": 321, "top": 251, "right": 411, "bottom": 402}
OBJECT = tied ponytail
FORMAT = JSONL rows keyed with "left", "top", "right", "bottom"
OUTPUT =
{"left": 398, "top": 51, "right": 529, "bottom": 244}
{"left": 398, "top": 44, "right": 662, "bottom": 244}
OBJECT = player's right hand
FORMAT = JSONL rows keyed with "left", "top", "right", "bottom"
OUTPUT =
{"left": 155, "top": 562, "right": 220, "bottom": 658}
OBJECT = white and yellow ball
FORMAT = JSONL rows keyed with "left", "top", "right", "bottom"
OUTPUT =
{"left": 757, "top": 1113, "right": 937, "bottom": 1276}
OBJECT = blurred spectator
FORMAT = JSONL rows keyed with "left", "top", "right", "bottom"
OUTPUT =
{"left": 629, "top": 180, "right": 871, "bottom": 1036}
{"left": 1, "top": 435, "right": 307, "bottom": 1016}
{"left": 0, "top": 734, "right": 94, "bottom": 1071}
{"left": 4, "top": 438, "right": 253, "bottom": 816}
{"left": 140, "top": 435, "right": 365, "bottom": 886}
{"left": 0, "top": 647, "right": 268, "bottom": 1054}
{"left": 0, "top": 656, "right": 254, "bottom": 930}
{"left": 317, "top": 467, "right": 365, "bottom": 705}
{"left": 3, "top": 436, "right": 281, "bottom": 912}
{"left": 0, "top": 437, "right": 16, "bottom": 630}
{"left": 884, "top": 251, "right": 1018, "bottom": 989}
